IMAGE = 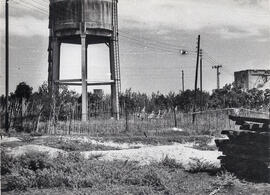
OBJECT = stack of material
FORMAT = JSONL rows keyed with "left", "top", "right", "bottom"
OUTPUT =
{"left": 215, "top": 115, "right": 270, "bottom": 182}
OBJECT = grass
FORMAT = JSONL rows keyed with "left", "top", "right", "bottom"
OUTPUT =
{"left": 97, "top": 132, "right": 213, "bottom": 146}
{"left": 186, "top": 157, "right": 219, "bottom": 174}
{"left": 1, "top": 151, "right": 269, "bottom": 195}
{"left": 40, "top": 136, "right": 120, "bottom": 152}
{"left": 0, "top": 135, "right": 120, "bottom": 152}
{"left": 38, "top": 109, "right": 235, "bottom": 137}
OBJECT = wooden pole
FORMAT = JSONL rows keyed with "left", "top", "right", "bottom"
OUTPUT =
{"left": 200, "top": 49, "right": 203, "bottom": 111}
{"left": 5, "top": 0, "right": 9, "bottom": 134}
{"left": 212, "top": 65, "right": 222, "bottom": 89}
{"left": 182, "top": 70, "right": 184, "bottom": 92}
{"left": 193, "top": 35, "right": 200, "bottom": 123}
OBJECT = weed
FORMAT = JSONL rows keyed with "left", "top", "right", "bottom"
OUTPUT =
{"left": 42, "top": 137, "right": 119, "bottom": 152}
{"left": 30, "top": 132, "right": 43, "bottom": 137}
{"left": 215, "top": 171, "right": 240, "bottom": 188}
{"left": 160, "top": 155, "right": 183, "bottom": 169}
{"left": 20, "top": 135, "right": 35, "bottom": 143}
{"left": 1, "top": 150, "right": 14, "bottom": 175}
{"left": 186, "top": 157, "right": 219, "bottom": 174}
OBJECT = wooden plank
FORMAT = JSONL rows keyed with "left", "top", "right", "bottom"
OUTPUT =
{"left": 218, "top": 156, "right": 270, "bottom": 182}
{"left": 215, "top": 139, "right": 229, "bottom": 147}
{"left": 229, "top": 115, "right": 270, "bottom": 124}
{"left": 239, "top": 123, "right": 269, "bottom": 132}
{"left": 216, "top": 142, "right": 270, "bottom": 160}
{"left": 221, "top": 130, "right": 270, "bottom": 143}
{"left": 251, "top": 123, "right": 260, "bottom": 130}
{"left": 221, "top": 130, "right": 270, "bottom": 136}
{"left": 239, "top": 123, "right": 251, "bottom": 130}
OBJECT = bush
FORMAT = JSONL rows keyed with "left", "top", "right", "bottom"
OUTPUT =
{"left": 1, "top": 150, "right": 14, "bottom": 175}
{"left": 30, "top": 132, "right": 43, "bottom": 137}
{"left": 20, "top": 135, "right": 35, "bottom": 143}
{"left": 17, "top": 152, "right": 53, "bottom": 171}
{"left": 186, "top": 157, "right": 219, "bottom": 174}
{"left": 160, "top": 155, "right": 183, "bottom": 169}
{"left": 214, "top": 171, "right": 240, "bottom": 188}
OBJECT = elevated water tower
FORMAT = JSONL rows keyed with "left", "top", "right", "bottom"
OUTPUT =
{"left": 48, "top": 0, "right": 121, "bottom": 121}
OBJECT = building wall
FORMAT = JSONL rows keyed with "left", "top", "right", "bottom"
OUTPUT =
{"left": 234, "top": 69, "right": 270, "bottom": 91}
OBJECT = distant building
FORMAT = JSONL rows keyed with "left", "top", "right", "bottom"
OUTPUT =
{"left": 93, "top": 89, "right": 104, "bottom": 97}
{"left": 234, "top": 69, "right": 270, "bottom": 91}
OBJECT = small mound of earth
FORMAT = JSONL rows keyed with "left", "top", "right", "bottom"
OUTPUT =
{"left": 0, "top": 136, "right": 21, "bottom": 143}
{"left": 7, "top": 144, "right": 66, "bottom": 158}
{"left": 81, "top": 143, "right": 222, "bottom": 169}
{"left": 60, "top": 136, "right": 146, "bottom": 149}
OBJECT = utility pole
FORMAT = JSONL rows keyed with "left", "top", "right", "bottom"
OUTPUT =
{"left": 212, "top": 65, "right": 222, "bottom": 89}
{"left": 5, "top": 0, "right": 9, "bottom": 134}
{"left": 181, "top": 70, "right": 184, "bottom": 92}
{"left": 193, "top": 35, "right": 200, "bottom": 123}
{"left": 199, "top": 49, "right": 203, "bottom": 111}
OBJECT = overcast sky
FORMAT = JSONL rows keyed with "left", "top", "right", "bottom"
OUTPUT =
{"left": 0, "top": 0, "right": 270, "bottom": 95}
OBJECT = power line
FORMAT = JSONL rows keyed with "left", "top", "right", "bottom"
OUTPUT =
{"left": 120, "top": 30, "right": 192, "bottom": 51}
{"left": 11, "top": 0, "right": 48, "bottom": 15}
{"left": 119, "top": 34, "right": 187, "bottom": 53}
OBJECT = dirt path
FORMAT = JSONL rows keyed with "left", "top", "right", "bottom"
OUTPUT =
{"left": 81, "top": 143, "right": 222, "bottom": 168}
{"left": 4, "top": 136, "right": 221, "bottom": 169}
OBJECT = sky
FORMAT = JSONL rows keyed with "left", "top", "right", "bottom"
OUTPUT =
{"left": 0, "top": 0, "right": 270, "bottom": 95}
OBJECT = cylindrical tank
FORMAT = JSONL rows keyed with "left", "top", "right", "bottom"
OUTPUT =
{"left": 49, "top": 0, "right": 114, "bottom": 37}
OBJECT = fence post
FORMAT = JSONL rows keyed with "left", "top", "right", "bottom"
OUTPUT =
{"left": 125, "top": 101, "right": 129, "bottom": 132}
{"left": 173, "top": 107, "right": 177, "bottom": 128}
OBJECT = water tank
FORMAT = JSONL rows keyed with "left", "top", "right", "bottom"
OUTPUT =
{"left": 49, "top": 0, "right": 114, "bottom": 39}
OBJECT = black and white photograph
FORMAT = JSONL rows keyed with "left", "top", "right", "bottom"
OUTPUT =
{"left": 0, "top": 0, "right": 270, "bottom": 194}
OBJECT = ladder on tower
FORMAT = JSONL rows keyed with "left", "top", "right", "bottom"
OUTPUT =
{"left": 112, "top": 0, "right": 121, "bottom": 94}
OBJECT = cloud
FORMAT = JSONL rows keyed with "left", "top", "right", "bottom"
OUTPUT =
{"left": 0, "top": 15, "right": 48, "bottom": 37}
{"left": 1, "top": 0, "right": 269, "bottom": 39}
{"left": 119, "top": 0, "right": 270, "bottom": 39}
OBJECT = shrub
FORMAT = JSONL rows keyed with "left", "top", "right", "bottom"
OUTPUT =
{"left": 214, "top": 171, "right": 240, "bottom": 188}
{"left": 7, "top": 174, "right": 31, "bottom": 191}
{"left": 160, "top": 155, "right": 183, "bottom": 169}
{"left": 20, "top": 135, "right": 35, "bottom": 143}
{"left": 141, "top": 170, "right": 166, "bottom": 191}
{"left": 17, "top": 152, "right": 53, "bottom": 171}
{"left": 1, "top": 150, "right": 14, "bottom": 175}
{"left": 186, "top": 157, "right": 219, "bottom": 173}
{"left": 30, "top": 132, "right": 43, "bottom": 137}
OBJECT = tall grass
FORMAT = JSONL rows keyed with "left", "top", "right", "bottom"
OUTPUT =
{"left": 2, "top": 102, "right": 268, "bottom": 136}
{"left": 33, "top": 107, "right": 269, "bottom": 137}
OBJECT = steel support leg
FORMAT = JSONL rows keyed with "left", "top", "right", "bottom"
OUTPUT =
{"left": 109, "top": 41, "right": 120, "bottom": 120}
{"left": 81, "top": 34, "right": 88, "bottom": 121}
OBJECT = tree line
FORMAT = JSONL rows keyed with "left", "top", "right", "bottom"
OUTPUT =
{"left": 1, "top": 81, "right": 269, "bottom": 122}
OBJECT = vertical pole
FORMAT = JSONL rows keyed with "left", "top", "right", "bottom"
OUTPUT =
{"left": 52, "top": 38, "right": 61, "bottom": 85}
{"left": 81, "top": 0, "right": 88, "bottom": 122}
{"left": 212, "top": 65, "right": 222, "bottom": 89}
{"left": 81, "top": 34, "right": 88, "bottom": 122}
{"left": 51, "top": 38, "right": 61, "bottom": 134}
{"left": 182, "top": 70, "right": 184, "bottom": 92}
{"left": 217, "top": 66, "right": 220, "bottom": 89}
{"left": 5, "top": 0, "right": 9, "bottom": 134}
{"left": 109, "top": 41, "right": 120, "bottom": 120}
{"left": 200, "top": 49, "right": 203, "bottom": 111}
{"left": 174, "top": 107, "right": 177, "bottom": 128}
{"left": 193, "top": 35, "right": 200, "bottom": 123}
{"left": 110, "top": 0, "right": 120, "bottom": 120}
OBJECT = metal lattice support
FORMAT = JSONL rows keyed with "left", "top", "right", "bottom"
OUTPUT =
{"left": 113, "top": 0, "right": 121, "bottom": 93}
{"left": 110, "top": 0, "right": 121, "bottom": 119}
